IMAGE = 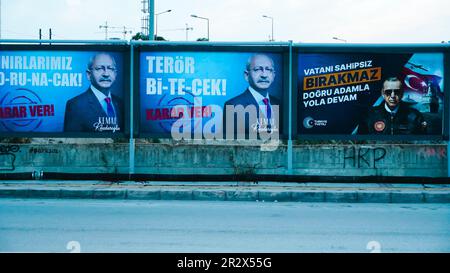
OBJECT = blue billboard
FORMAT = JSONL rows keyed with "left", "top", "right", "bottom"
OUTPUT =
{"left": 139, "top": 51, "right": 284, "bottom": 139}
{"left": 0, "top": 50, "right": 125, "bottom": 134}
{"left": 297, "top": 53, "right": 444, "bottom": 136}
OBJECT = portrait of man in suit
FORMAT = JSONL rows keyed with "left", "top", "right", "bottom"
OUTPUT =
{"left": 223, "top": 53, "right": 280, "bottom": 139}
{"left": 64, "top": 52, "right": 123, "bottom": 133}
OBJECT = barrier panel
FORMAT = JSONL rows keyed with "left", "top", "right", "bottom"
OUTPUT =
{"left": 134, "top": 42, "right": 290, "bottom": 141}
{"left": 0, "top": 40, "right": 449, "bottom": 180}
{"left": 0, "top": 41, "right": 130, "bottom": 137}
{"left": 294, "top": 44, "right": 449, "bottom": 140}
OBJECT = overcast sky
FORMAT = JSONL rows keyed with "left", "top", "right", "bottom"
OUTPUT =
{"left": 2, "top": 0, "right": 450, "bottom": 43}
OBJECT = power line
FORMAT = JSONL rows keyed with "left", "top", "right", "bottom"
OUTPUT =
{"left": 51, "top": 33, "right": 68, "bottom": 40}
{"left": 119, "top": 26, "right": 133, "bottom": 39}
{"left": 99, "top": 21, "right": 110, "bottom": 39}
{"left": 99, "top": 21, "right": 133, "bottom": 40}
{"left": 160, "top": 23, "right": 194, "bottom": 41}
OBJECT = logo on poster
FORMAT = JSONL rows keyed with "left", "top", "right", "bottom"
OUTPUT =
{"left": 93, "top": 117, "right": 120, "bottom": 133}
{"left": 374, "top": 121, "right": 385, "bottom": 132}
{"left": 146, "top": 91, "right": 212, "bottom": 133}
{"left": 0, "top": 88, "right": 54, "bottom": 132}
{"left": 303, "top": 116, "right": 327, "bottom": 129}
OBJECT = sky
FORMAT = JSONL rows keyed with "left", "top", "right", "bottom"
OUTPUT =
{"left": 1, "top": 0, "right": 450, "bottom": 43}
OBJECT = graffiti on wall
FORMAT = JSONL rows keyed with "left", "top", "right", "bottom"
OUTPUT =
{"left": 343, "top": 146, "right": 387, "bottom": 169}
{"left": 0, "top": 145, "right": 20, "bottom": 171}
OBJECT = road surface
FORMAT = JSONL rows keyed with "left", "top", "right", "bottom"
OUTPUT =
{"left": 0, "top": 198, "right": 449, "bottom": 252}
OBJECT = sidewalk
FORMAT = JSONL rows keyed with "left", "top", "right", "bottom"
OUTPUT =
{"left": 1, "top": 180, "right": 449, "bottom": 203}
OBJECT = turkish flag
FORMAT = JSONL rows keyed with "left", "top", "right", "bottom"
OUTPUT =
{"left": 400, "top": 66, "right": 443, "bottom": 97}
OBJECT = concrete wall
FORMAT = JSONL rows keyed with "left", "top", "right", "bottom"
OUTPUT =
{"left": 0, "top": 143, "right": 447, "bottom": 177}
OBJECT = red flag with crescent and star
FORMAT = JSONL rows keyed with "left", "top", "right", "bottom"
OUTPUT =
{"left": 400, "top": 64, "right": 443, "bottom": 99}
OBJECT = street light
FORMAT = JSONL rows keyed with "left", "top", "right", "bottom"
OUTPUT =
{"left": 155, "top": 9, "right": 172, "bottom": 39}
{"left": 333, "top": 36, "right": 347, "bottom": 43}
{"left": 262, "top": 15, "right": 274, "bottom": 42}
{"left": 191, "top": 14, "right": 209, "bottom": 41}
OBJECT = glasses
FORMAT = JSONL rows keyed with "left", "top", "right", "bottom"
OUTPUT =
{"left": 251, "top": 66, "right": 274, "bottom": 73}
{"left": 383, "top": 89, "right": 403, "bottom": 96}
{"left": 91, "top": 66, "right": 116, "bottom": 73}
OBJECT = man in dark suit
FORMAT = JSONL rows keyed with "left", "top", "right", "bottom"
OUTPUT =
{"left": 223, "top": 54, "right": 280, "bottom": 139}
{"left": 64, "top": 53, "right": 123, "bottom": 133}
{"left": 358, "top": 76, "right": 427, "bottom": 135}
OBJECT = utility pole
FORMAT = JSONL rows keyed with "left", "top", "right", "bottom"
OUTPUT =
{"left": 121, "top": 26, "right": 132, "bottom": 39}
{"left": 185, "top": 23, "right": 193, "bottom": 41}
{"left": 99, "top": 22, "right": 131, "bottom": 40}
{"left": 99, "top": 21, "right": 109, "bottom": 40}
{"left": 262, "top": 15, "right": 274, "bottom": 41}
{"left": 149, "top": 0, "right": 154, "bottom": 40}
{"left": 38, "top": 28, "right": 52, "bottom": 44}
{"left": 161, "top": 24, "right": 193, "bottom": 41}
{"left": 141, "top": 0, "right": 149, "bottom": 36}
{"left": 140, "top": 0, "right": 155, "bottom": 39}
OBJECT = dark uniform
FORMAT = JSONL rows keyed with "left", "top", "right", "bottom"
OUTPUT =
{"left": 358, "top": 102, "right": 427, "bottom": 135}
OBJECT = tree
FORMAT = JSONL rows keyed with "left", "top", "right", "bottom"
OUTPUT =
{"left": 131, "top": 32, "right": 167, "bottom": 41}
{"left": 131, "top": 32, "right": 149, "bottom": 41}
{"left": 154, "top": 35, "right": 167, "bottom": 41}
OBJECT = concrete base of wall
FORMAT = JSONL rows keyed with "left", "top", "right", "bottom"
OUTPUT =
{"left": 0, "top": 143, "right": 448, "bottom": 178}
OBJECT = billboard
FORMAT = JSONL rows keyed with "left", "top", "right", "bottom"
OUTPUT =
{"left": 297, "top": 53, "right": 444, "bottom": 137}
{"left": 139, "top": 50, "right": 284, "bottom": 139}
{"left": 0, "top": 48, "right": 126, "bottom": 135}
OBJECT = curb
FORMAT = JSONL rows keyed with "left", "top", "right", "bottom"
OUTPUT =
{"left": 325, "top": 191, "right": 358, "bottom": 203}
{"left": 0, "top": 186, "right": 449, "bottom": 203}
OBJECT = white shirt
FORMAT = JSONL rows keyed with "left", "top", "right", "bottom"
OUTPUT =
{"left": 384, "top": 103, "right": 399, "bottom": 115}
{"left": 91, "top": 85, "right": 116, "bottom": 116}
{"left": 248, "top": 86, "right": 271, "bottom": 118}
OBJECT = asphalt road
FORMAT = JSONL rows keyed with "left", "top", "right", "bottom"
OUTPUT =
{"left": 0, "top": 198, "right": 449, "bottom": 253}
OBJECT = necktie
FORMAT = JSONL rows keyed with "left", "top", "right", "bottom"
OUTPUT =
{"left": 104, "top": 97, "right": 116, "bottom": 117}
{"left": 262, "top": 98, "right": 272, "bottom": 132}
{"left": 262, "top": 98, "right": 271, "bottom": 120}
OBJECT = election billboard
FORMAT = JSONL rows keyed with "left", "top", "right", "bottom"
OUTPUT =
{"left": 139, "top": 49, "right": 285, "bottom": 140}
{"left": 0, "top": 46, "right": 127, "bottom": 136}
{"left": 297, "top": 52, "right": 444, "bottom": 138}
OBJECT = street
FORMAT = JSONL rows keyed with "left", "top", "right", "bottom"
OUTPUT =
{"left": 0, "top": 198, "right": 449, "bottom": 253}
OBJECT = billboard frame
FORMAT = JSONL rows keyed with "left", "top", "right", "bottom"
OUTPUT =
{"left": 0, "top": 43, "right": 130, "bottom": 138}
{"left": 293, "top": 43, "right": 449, "bottom": 141}
{"left": 133, "top": 41, "right": 291, "bottom": 140}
